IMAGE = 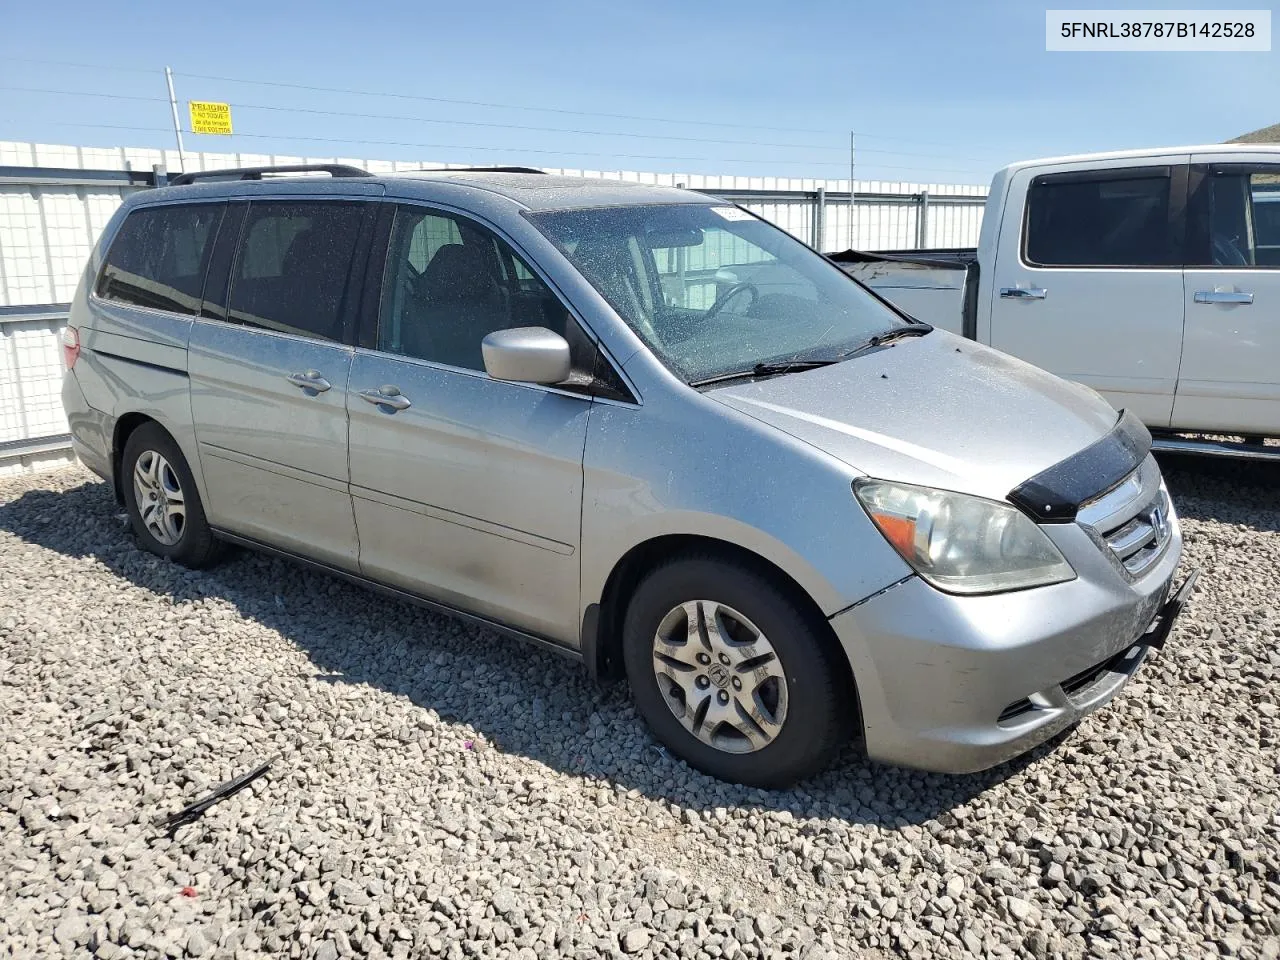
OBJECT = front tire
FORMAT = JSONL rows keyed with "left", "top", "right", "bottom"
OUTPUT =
{"left": 122, "top": 423, "right": 223, "bottom": 568}
{"left": 622, "top": 554, "right": 852, "bottom": 788}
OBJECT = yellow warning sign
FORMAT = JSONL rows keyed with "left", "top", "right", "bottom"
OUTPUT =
{"left": 188, "top": 101, "right": 233, "bottom": 136}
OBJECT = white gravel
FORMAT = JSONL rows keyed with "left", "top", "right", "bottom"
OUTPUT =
{"left": 1, "top": 460, "right": 1277, "bottom": 960}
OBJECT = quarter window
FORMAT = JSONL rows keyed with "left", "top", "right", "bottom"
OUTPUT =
{"left": 228, "top": 201, "right": 365, "bottom": 341}
{"left": 378, "top": 205, "right": 593, "bottom": 375}
{"left": 1025, "top": 171, "right": 1175, "bottom": 267}
{"left": 96, "top": 204, "right": 223, "bottom": 314}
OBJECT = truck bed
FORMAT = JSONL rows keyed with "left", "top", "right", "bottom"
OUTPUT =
{"left": 827, "top": 248, "right": 979, "bottom": 338}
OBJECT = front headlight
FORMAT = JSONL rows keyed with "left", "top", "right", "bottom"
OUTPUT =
{"left": 854, "top": 479, "right": 1076, "bottom": 595}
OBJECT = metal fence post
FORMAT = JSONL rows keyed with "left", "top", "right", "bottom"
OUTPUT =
{"left": 848, "top": 132, "right": 856, "bottom": 250}
{"left": 164, "top": 67, "right": 187, "bottom": 170}
{"left": 916, "top": 190, "right": 930, "bottom": 248}
{"left": 814, "top": 187, "right": 826, "bottom": 251}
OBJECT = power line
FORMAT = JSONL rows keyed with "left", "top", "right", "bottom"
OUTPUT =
{"left": 174, "top": 73, "right": 1003, "bottom": 160}
{"left": 3, "top": 56, "right": 159, "bottom": 76}
{"left": 3, "top": 86, "right": 1004, "bottom": 165}
{"left": 0, "top": 58, "right": 833, "bottom": 135}
{"left": 40, "top": 120, "right": 994, "bottom": 178}
{"left": 2, "top": 86, "right": 167, "bottom": 104}
{"left": 0, "top": 86, "right": 842, "bottom": 151}
{"left": 2, "top": 57, "right": 1007, "bottom": 160}
{"left": 175, "top": 70, "right": 835, "bottom": 136}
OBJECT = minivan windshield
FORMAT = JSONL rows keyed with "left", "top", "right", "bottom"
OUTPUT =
{"left": 526, "top": 203, "right": 912, "bottom": 384}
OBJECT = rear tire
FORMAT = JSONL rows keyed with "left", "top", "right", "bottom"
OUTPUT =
{"left": 622, "top": 554, "right": 851, "bottom": 788}
{"left": 122, "top": 423, "right": 223, "bottom": 568}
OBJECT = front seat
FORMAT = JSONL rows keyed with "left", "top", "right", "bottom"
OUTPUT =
{"left": 407, "top": 244, "right": 508, "bottom": 369}
{"left": 570, "top": 238, "right": 661, "bottom": 346}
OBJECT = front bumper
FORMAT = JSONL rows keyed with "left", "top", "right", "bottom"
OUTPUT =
{"left": 830, "top": 522, "right": 1189, "bottom": 774}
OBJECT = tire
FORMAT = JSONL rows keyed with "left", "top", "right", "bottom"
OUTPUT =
{"left": 622, "top": 553, "right": 852, "bottom": 788}
{"left": 122, "top": 423, "right": 223, "bottom": 568}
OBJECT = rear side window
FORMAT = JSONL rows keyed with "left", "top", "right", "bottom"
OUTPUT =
{"left": 96, "top": 204, "right": 223, "bottom": 314}
{"left": 1203, "top": 167, "right": 1280, "bottom": 266}
{"left": 228, "top": 201, "right": 365, "bottom": 341}
{"left": 1024, "top": 171, "right": 1175, "bottom": 267}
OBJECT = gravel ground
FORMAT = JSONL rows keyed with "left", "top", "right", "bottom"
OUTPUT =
{"left": 0, "top": 459, "right": 1277, "bottom": 960}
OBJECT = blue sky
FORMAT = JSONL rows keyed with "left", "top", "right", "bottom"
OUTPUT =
{"left": 1, "top": 0, "right": 1275, "bottom": 185}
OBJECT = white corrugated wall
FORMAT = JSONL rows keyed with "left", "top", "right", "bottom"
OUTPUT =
{"left": 0, "top": 311, "right": 68, "bottom": 450}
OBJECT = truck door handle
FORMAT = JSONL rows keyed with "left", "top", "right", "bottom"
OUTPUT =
{"left": 999, "top": 286, "right": 1047, "bottom": 300}
{"left": 358, "top": 386, "right": 412, "bottom": 411}
{"left": 1194, "top": 289, "right": 1253, "bottom": 305}
{"left": 285, "top": 370, "right": 331, "bottom": 392}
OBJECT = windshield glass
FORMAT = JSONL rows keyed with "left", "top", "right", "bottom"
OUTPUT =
{"left": 526, "top": 203, "right": 908, "bottom": 383}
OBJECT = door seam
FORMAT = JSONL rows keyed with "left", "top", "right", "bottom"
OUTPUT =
{"left": 343, "top": 347, "right": 362, "bottom": 572}
{"left": 577, "top": 399, "right": 594, "bottom": 640}
{"left": 1170, "top": 164, "right": 1193, "bottom": 426}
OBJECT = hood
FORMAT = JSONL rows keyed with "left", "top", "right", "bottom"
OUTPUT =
{"left": 710, "top": 329, "right": 1119, "bottom": 502}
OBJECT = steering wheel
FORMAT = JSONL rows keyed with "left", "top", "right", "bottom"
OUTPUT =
{"left": 1212, "top": 234, "right": 1250, "bottom": 266}
{"left": 703, "top": 281, "right": 759, "bottom": 321}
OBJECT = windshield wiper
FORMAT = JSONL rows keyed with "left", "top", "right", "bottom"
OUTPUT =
{"left": 689, "top": 357, "right": 838, "bottom": 388}
{"left": 688, "top": 324, "right": 933, "bottom": 388}
{"left": 865, "top": 323, "right": 933, "bottom": 348}
{"left": 751, "top": 358, "right": 840, "bottom": 376}
{"left": 833, "top": 323, "right": 934, "bottom": 360}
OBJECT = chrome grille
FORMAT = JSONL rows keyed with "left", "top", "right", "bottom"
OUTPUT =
{"left": 1076, "top": 457, "right": 1174, "bottom": 580}
{"left": 1099, "top": 489, "right": 1172, "bottom": 576}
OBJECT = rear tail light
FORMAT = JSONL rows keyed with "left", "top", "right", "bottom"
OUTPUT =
{"left": 61, "top": 325, "right": 80, "bottom": 369}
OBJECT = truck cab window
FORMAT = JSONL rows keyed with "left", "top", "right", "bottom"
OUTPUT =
{"left": 1207, "top": 169, "right": 1280, "bottom": 266}
{"left": 1025, "top": 172, "right": 1175, "bottom": 267}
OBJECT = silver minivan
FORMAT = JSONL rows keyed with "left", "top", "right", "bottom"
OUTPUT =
{"left": 61, "top": 165, "right": 1193, "bottom": 787}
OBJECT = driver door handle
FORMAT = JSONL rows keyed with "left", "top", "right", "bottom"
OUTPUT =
{"left": 1194, "top": 289, "right": 1253, "bottom": 305}
{"left": 999, "top": 286, "right": 1047, "bottom": 300}
{"left": 358, "top": 386, "right": 412, "bottom": 411}
{"left": 285, "top": 370, "right": 331, "bottom": 392}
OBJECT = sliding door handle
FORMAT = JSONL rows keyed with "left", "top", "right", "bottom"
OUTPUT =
{"left": 1194, "top": 289, "right": 1253, "bottom": 305}
{"left": 285, "top": 370, "right": 332, "bottom": 392}
{"left": 358, "top": 386, "right": 412, "bottom": 411}
{"left": 999, "top": 286, "right": 1047, "bottom": 300}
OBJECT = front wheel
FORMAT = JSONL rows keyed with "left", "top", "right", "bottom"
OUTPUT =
{"left": 622, "top": 555, "right": 852, "bottom": 788}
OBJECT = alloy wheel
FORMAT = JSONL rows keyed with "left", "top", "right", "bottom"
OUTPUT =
{"left": 132, "top": 450, "right": 186, "bottom": 546}
{"left": 650, "top": 600, "right": 789, "bottom": 754}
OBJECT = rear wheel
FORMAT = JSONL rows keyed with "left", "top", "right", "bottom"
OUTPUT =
{"left": 623, "top": 554, "right": 851, "bottom": 787}
{"left": 122, "top": 423, "right": 223, "bottom": 568}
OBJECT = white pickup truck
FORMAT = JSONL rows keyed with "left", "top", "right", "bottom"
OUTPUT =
{"left": 832, "top": 144, "right": 1280, "bottom": 458}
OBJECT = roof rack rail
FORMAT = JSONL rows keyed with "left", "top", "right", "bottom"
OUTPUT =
{"left": 420, "top": 166, "right": 548, "bottom": 175}
{"left": 168, "top": 164, "right": 373, "bottom": 186}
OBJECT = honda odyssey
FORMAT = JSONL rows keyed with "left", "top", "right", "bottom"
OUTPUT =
{"left": 61, "top": 165, "right": 1193, "bottom": 786}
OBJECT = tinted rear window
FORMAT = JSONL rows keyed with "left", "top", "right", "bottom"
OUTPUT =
{"left": 1025, "top": 172, "right": 1174, "bottom": 267}
{"left": 228, "top": 201, "right": 365, "bottom": 341}
{"left": 96, "top": 204, "right": 223, "bottom": 314}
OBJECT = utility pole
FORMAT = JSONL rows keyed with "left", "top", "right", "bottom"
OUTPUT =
{"left": 848, "top": 131, "right": 856, "bottom": 251}
{"left": 164, "top": 66, "right": 187, "bottom": 170}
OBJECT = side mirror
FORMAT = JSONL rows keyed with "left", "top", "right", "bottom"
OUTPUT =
{"left": 481, "top": 327, "right": 572, "bottom": 385}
